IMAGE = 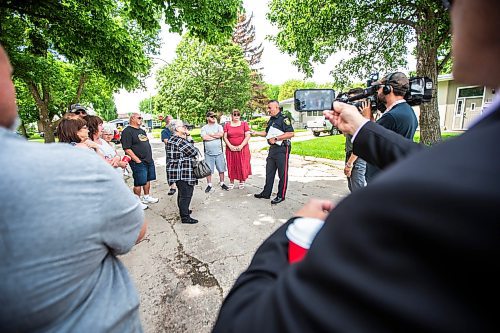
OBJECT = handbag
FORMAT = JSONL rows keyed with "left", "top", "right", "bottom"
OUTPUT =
{"left": 193, "top": 150, "right": 212, "bottom": 179}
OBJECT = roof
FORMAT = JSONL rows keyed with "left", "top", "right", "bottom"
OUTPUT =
{"left": 438, "top": 74, "right": 454, "bottom": 82}
{"left": 279, "top": 98, "right": 294, "bottom": 105}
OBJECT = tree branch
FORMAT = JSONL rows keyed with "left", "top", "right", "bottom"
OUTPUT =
{"left": 437, "top": 51, "right": 451, "bottom": 73}
{"left": 385, "top": 17, "right": 416, "bottom": 28}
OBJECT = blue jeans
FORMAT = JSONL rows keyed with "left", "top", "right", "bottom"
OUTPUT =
{"left": 130, "top": 160, "right": 156, "bottom": 187}
{"left": 347, "top": 157, "right": 366, "bottom": 192}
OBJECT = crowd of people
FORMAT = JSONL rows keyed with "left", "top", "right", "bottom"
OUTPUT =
{"left": 2, "top": 0, "right": 499, "bottom": 331}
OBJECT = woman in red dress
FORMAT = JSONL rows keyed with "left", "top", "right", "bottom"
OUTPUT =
{"left": 223, "top": 109, "right": 252, "bottom": 189}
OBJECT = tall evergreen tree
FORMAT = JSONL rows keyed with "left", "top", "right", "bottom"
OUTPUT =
{"left": 232, "top": 12, "right": 267, "bottom": 116}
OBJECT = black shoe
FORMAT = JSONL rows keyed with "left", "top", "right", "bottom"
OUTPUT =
{"left": 221, "top": 183, "right": 229, "bottom": 191}
{"left": 189, "top": 209, "right": 192, "bottom": 214}
{"left": 181, "top": 217, "right": 198, "bottom": 224}
{"left": 205, "top": 185, "right": 212, "bottom": 193}
{"left": 271, "top": 197, "right": 285, "bottom": 205}
{"left": 168, "top": 188, "right": 176, "bottom": 196}
{"left": 254, "top": 192, "right": 270, "bottom": 199}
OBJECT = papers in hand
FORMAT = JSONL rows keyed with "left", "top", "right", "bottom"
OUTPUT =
{"left": 266, "top": 127, "right": 284, "bottom": 145}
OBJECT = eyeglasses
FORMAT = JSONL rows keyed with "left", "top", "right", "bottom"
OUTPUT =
{"left": 208, "top": 115, "right": 215, "bottom": 118}
{"left": 176, "top": 125, "right": 187, "bottom": 129}
{"left": 136, "top": 117, "right": 143, "bottom": 120}
{"left": 74, "top": 110, "right": 87, "bottom": 115}
{"left": 233, "top": 113, "right": 240, "bottom": 116}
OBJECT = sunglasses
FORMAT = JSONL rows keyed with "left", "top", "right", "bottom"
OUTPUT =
{"left": 208, "top": 115, "right": 215, "bottom": 118}
{"left": 74, "top": 110, "right": 87, "bottom": 115}
{"left": 233, "top": 113, "right": 240, "bottom": 116}
{"left": 136, "top": 117, "right": 143, "bottom": 120}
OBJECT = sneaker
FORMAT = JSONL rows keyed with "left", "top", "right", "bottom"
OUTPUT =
{"left": 221, "top": 183, "right": 229, "bottom": 191}
{"left": 140, "top": 202, "right": 149, "bottom": 210}
{"left": 181, "top": 217, "right": 198, "bottom": 224}
{"left": 167, "top": 188, "right": 176, "bottom": 196}
{"left": 205, "top": 185, "right": 212, "bottom": 193}
{"left": 142, "top": 195, "right": 159, "bottom": 204}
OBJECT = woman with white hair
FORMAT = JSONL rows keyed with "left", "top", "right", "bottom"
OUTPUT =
{"left": 100, "top": 123, "right": 129, "bottom": 175}
{"left": 166, "top": 119, "right": 199, "bottom": 224}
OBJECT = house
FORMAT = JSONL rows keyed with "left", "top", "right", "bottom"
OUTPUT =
{"left": 280, "top": 97, "right": 322, "bottom": 129}
{"left": 437, "top": 74, "right": 496, "bottom": 130}
{"left": 280, "top": 75, "right": 496, "bottom": 131}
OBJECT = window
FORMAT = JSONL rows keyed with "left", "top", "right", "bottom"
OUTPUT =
{"left": 455, "top": 100, "right": 463, "bottom": 115}
{"left": 458, "top": 86, "right": 484, "bottom": 98}
{"left": 471, "top": 103, "right": 476, "bottom": 111}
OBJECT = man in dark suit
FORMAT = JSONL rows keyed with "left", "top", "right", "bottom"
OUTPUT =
{"left": 213, "top": 0, "right": 500, "bottom": 331}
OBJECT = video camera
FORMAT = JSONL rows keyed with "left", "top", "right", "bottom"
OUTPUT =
{"left": 294, "top": 73, "right": 434, "bottom": 113}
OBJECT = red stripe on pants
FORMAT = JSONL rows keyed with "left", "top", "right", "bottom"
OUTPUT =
{"left": 282, "top": 145, "right": 289, "bottom": 198}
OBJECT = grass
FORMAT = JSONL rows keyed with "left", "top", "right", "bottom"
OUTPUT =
{"left": 290, "top": 131, "right": 462, "bottom": 161}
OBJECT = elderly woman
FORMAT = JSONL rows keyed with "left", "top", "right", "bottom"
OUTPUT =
{"left": 166, "top": 119, "right": 199, "bottom": 224}
{"left": 57, "top": 117, "right": 99, "bottom": 151}
{"left": 99, "top": 123, "right": 129, "bottom": 175}
{"left": 223, "top": 109, "right": 252, "bottom": 189}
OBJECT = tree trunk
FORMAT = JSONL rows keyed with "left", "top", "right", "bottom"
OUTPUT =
{"left": 27, "top": 81, "right": 55, "bottom": 143}
{"left": 416, "top": 27, "right": 442, "bottom": 145}
{"left": 74, "top": 72, "right": 87, "bottom": 103}
{"left": 19, "top": 119, "right": 29, "bottom": 138}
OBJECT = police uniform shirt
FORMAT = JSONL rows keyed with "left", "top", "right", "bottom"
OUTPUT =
{"left": 266, "top": 112, "right": 294, "bottom": 144}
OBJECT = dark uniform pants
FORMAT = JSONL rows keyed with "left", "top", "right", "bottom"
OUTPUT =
{"left": 262, "top": 144, "right": 291, "bottom": 199}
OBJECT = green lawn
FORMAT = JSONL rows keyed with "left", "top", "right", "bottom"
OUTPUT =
{"left": 290, "top": 131, "right": 462, "bottom": 161}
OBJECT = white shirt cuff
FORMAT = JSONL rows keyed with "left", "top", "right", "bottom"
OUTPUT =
{"left": 351, "top": 119, "right": 370, "bottom": 143}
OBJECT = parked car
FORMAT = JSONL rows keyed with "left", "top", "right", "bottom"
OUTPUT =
{"left": 184, "top": 123, "right": 195, "bottom": 131}
{"left": 306, "top": 117, "right": 341, "bottom": 136}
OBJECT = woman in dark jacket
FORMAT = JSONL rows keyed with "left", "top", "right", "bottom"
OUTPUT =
{"left": 166, "top": 119, "right": 199, "bottom": 224}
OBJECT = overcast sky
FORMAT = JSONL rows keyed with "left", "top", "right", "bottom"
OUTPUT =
{"left": 114, "top": 0, "right": 414, "bottom": 115}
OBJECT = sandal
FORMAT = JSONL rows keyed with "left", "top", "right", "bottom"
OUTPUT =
{"left": 238, "top": 182, "right": 245, "bottom": 189}
{"left": 228, "top": 183, "right": 235, "bottom": 190}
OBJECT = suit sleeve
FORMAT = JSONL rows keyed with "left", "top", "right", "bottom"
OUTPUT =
{"left": 353, "top": 121, "right": 425, "bottom": 169}
{"left": 213, "top": 172, "right": 487, "bottom": 332}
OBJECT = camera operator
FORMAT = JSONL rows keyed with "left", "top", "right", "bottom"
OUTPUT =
{"left": 365, "top": 72, "right": 418, "bottom": 183}
{"left": 343, "top": 88, "right": 369, "bottom": 192}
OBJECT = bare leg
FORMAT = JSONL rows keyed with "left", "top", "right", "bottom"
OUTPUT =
{"left": 143, "top": 182, "right": 151, "bottom": 196}
{"left": 133, "top": 186, "right": 142, "bottom": 197}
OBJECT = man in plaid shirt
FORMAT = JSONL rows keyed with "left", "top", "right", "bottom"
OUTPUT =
{"left": 166, "top": 119, "right": 199, "bottom": 224}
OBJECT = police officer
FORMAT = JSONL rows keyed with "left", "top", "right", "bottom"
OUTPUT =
{"left": 252, "top": 100, "right": 295, "bottom": 204}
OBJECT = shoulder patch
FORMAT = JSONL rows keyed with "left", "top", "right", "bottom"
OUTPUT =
{"left": 284, "top": 118, "right": 291, "bottom": 126}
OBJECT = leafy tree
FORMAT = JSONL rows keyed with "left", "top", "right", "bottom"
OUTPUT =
{"left": 0, "top": 0, "right": 243, "bottom": 142}
{"left": 156, "top": 35, "right": 252, "bottom": 124}
{"left": 265, "top": 84, "right": 281, "bottom": 101}
{"left": 278, "top": 79, "right": 316, "bottom": 101}
{"left": 267, "top": 0, "right": 451, "bottom": 144}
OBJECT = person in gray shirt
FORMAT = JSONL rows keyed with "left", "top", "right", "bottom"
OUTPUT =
{"left": 0, "top": 45, "right": 147, "bottom": 332}
{"left": 201, "top": 111, "right": 229, "bottom": 193}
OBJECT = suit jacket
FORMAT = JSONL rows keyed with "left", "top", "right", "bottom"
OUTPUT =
{"left": 353, "top": 121, "right": 425, "bottom": 170}
{"left": 213, "top": 106, "right": 500, "bottom": 332}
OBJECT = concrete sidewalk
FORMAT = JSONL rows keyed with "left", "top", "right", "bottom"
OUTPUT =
{"left": 120, "top": 134, "right": 349, "bottom": 333}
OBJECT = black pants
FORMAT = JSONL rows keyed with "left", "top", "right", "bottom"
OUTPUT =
{"left": 176, "top": 180, "right": 194, "bottom": 220}
{"left": 262, "top": 145, "right": 291, "bottom": 199}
